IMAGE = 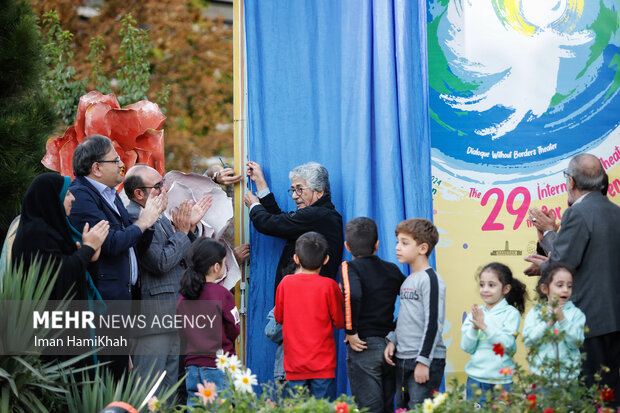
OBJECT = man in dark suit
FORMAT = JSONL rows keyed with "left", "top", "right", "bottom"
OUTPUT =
{"left": 525, "top": 153, "right": 620, "bottom": 406}
{"left": 69, "top": 135, "right": 163, "bottom": 377}
{"left": 124, "top": 165, "right": 210, "bottom": 392}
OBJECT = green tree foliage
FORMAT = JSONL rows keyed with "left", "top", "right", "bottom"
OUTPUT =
{"left": 0, "top": 0, "right": 57, "bottom": 239}
{"left": 41, "top": 10, "right": 87, "bottom": 126}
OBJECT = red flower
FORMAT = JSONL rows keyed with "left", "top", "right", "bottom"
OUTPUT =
{"left": 42, "top": 90, "right": 166, "bottom": 185}
{"left": 335, "top": 402, "right": 349, "bottom": 413}
{"left": 492, "top": 343, "right": 505, "bottom": 357}
{"left": 430, "top": 388, "right": 437, "bottom": 396}
{"left": 527, "top": 394, "right": 536, "bottom": 409}
{"left": 600, "top": 387, "right": 615, "bottom": 403}
{"left": 544, "top": 408, "right": 554, "bottom": 413}
{"left": 532, "top": 383, "right": 537, "bottom": 390}
{"left": 499, "top": 367, "right": 513, "bottom": 375}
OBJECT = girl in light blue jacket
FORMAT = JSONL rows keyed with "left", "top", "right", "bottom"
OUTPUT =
{"left": 461, "top": 262, "right": 527, "bottom": 406}
{"left": 523, "top": 262, "right": 585, "bottom": 381}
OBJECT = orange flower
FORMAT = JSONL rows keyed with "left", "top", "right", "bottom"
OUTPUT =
{"left": 492, "top": 343, "right": 504, "bottom": 357}
{"left": 195, "top": 381, "right": 217, "bottom": 404}
{"left": 499, "top": 367, "right": 513, "bottom": 375}
{"left": 527, "top": 394, "right": 536, "bottom": 409}
{"left": 42, "top": 90, "right": 166, "bottom": 186}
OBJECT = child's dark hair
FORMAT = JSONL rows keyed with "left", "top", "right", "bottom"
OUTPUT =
{"left": 345, "top": 217, "right": 378, "bottom": 257}
{"left": 295, "top": 231, "right": 328, "bottom": 271}
{"left": 479, "top": 262, "right": 527, "bottom": 314}
{"left": 536, "top": 261, "right": 575, "bottom": 300}
{"left": 395, "top": 218, "right": 439, "bottom": 257}
{"left": 179, "top": 238, "right": 227, "bottom": 300}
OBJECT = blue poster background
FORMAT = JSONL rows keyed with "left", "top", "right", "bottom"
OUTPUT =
{"left": 244, "top": 0, "right": 433, "bottom": 393}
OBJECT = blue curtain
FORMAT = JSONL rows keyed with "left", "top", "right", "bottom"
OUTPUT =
{"left": 244, "top": 0, "right": 433, "bottom": 395}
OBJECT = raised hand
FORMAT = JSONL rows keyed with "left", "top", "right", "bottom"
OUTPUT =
{"left": 524, "top": 254, "right": 548, "bottom": 276}
{"left": 244, "top": 191, "right": 260, "bottom": 208}
{"left": 246, "top": 161, "right": 268, "bottom": 191}
{"left": 190, "top": 196, "right": 212, "bottom": 230}
{"left": 471, "top": 304, "right": 486, "bottom": 330}
{"left": 135, "top": 191, "right": 165, "bottom": 231}
{"left": 172, "top": 200, "right": 192, "bottom": 234}
{"left": 216, "top": 167, "right": 243, "bottom": 185}
{"left": 528, "top": 207, "right": 557, "bottom": 241}
{"left": 82, "top": 220, "right": 109, "bottom": 262}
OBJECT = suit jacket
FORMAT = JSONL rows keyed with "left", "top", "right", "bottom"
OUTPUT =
{"left": 249, "top": 192, "right": 343, "bottom": 294}
{"left": 127, "top": 201, "right": 195, "bottom": 335}
{"left": 69, "top": 176, "right": 153, "bottom": 301}
{"left": 541, "top": 191, "right": 620, "bottom": 337}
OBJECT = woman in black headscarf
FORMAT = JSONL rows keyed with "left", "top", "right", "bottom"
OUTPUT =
{"left": 12, "top": 173, "right": 109, "bottom": 301}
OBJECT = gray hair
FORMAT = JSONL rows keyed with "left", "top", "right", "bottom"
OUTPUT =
{"left": 289, "top": 162, "right": 330, "bottom": 193}
{"left": 567, "top": 154, "right": 605, "bottom": 191}
{"left": 72, "top": 135, "right": 113, "bottom": 177}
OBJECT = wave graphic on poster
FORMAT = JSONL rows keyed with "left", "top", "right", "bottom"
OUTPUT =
{"left": 440, "top": 0, "right": 593, "bottom": 139}
{"left": 428, "top": 0, "right": 620, "bottom": 177}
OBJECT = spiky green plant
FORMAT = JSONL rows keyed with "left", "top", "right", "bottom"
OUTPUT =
{"left": 0, "top": 258, "right": 97, "bottom": 412}
{"left": 64, "top": 365, "right": 182, "bottom": 413}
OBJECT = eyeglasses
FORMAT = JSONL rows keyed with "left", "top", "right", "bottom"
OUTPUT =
{"left": 140, "top": 180, "right": 165, "bottom": 190}
{"left": 96, "top": 158, "right": 122, "bottom": 166}
{"left": 287, "top": 186, "right": 311, "bottom": 196}
{"left": 562, "top": 171, "right": 571, "bottom": 179}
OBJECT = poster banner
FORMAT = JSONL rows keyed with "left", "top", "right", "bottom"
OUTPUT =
{"left": 427, "top": 0, "right": 619, "bottom": 376}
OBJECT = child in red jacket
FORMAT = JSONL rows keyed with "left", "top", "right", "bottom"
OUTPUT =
{"left": 275, "top": 231, "right": 344, "bottom": 400}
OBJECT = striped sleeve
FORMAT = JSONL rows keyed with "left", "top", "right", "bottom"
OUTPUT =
{"left": 341, "top": 261, "right": 361, "bottom": 335}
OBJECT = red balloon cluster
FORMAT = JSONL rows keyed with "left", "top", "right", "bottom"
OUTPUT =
{"left": 42, "top": 90, "right": 166, "bottom": 180}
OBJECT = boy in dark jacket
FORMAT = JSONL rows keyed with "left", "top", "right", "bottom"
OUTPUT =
{"left": 340, "top": 217, "right": 405, "bottom": 413}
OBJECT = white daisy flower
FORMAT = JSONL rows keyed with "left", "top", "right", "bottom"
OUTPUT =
{"left": 215, "top": 350, "right": 229, "bottom": 372}
{"left": 233, "top": 368, "right": 257, "bottom": 393}
{"left": 423, "top": 398, "right": 434, "bottom": 412}
{"left": 432, "top": 392, "right": 447, "bottom": 408}
{"left": 227, "top": 354, "right": 241, "bottom": 375}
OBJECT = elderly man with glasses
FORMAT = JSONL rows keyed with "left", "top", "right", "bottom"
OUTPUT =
{"left": 244, "top": 161, "right": 343, "bottom": 294}
{"left": 123, "top": 164, "right": 211, "bottom": 394}
{"left": 69, "top": 134, "right": 164, "bottom": 379}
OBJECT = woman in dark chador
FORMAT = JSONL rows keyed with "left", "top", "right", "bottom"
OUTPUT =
{"left": 12, "top": 173, "right": 109, "bottom": 301}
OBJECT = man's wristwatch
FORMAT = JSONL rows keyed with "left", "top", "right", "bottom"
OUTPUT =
{"left": 212, "top": 171, "right": 220, "bottom": 184}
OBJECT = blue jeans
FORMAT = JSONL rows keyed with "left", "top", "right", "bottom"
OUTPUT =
{"left": 395, "top": 357, "right": 445, "bottom": 409}
{"left": 287, "top": 378, "right": 336, "bottom": 400}
{"left": 185, "top": 365, "right": 227, "bottom": 407}
{"left": 347, "top": 337, "right": 396, "bottom": 413}
{"left": 466, "top": 377, "right": 511, "bottom": 407}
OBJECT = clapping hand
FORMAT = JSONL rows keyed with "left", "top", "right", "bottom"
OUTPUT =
{"left": 79, "top": 220, "right": 109, "bottom": 262}
{"left": 524, "top": 254, "right": 548, "bottom": 276}
{"left": 528, "top": 207, "right": 558, "bottom": 241}
{"left": 189, "top": 195, "right": 212, "bottom": 231}
{"left": 471, "top": 304, "right": 486, "bottom": 330}
{"left": 136, "top": 190, "right": 166, "bottom": 231}
{"left": 172, "top": 200, "right": 192, "bottom": 234}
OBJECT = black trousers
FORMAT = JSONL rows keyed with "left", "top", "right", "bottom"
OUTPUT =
{"left": 581, "top": 331, "right": 620, "bottom": 408}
